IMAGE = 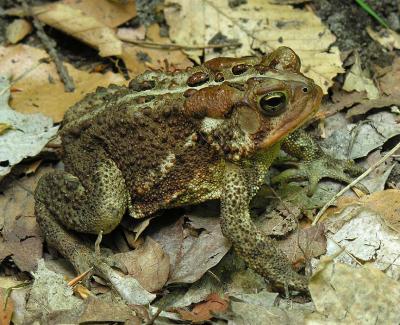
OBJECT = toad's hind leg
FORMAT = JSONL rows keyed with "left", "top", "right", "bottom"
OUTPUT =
{"left": 34, "top": 148, "right": 128, "bottom": 273}
{"left": 220, "top": 163, "right": 308, "bottom": 292}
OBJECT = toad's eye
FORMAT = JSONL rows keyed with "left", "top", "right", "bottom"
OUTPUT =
{"left": 259, "top": 92, "right": 287, "bottom": 116}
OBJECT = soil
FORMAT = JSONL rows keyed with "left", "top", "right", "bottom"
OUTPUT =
{"left": 313, "top": 0, "right": 399, "bottom": 70}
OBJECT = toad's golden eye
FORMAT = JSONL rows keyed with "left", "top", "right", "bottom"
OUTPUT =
{"left": 259, "top": 91, "right": 288, "bottom": 116}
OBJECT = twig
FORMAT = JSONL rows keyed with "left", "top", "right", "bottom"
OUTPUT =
{"left": 146, "top": 307, "right": 162, "bottom": 325}
{"left": 122, "top": 39, "right": 242, "bottom": 50}
{"left": 313, "top": 140, "right": 400, "bottom": 225}
{"left": 19, "top": 0, "right": 75, "bottom": 92}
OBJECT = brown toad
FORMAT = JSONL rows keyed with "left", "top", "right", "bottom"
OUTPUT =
{"left": 35, "top": 47, "right": 360, "bottom": 292}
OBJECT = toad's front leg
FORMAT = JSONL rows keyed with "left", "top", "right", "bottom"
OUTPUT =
{"left": 220, "top": 163, "right": 308, "bottom": 292}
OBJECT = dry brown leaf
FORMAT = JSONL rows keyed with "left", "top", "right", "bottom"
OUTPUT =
{"left": 0, "top": 167, "right": 55, "bottom": 271}
{"left": 329, "top": 190, "right": 400, "bottom": 233}
{"left": 175, "top": 293, "right": 228, "bottom": 322}
{"left": 0, "top": 45, "right": 125, "bottom": 122}
{"left": 279, "top": 224, "right": 326, "bottom": 269}
{"left": 343, "top": 53, "right": 379, "bottom": 99}
{"left": 63, "top": 0, "right": 136, "bottom": 28}
{"left": 164, "top": 0, "right": 342, "bottom": 93}
{"left": 367, "top": 26, "right": 400, "bottom": 51}
{"left": 310, "top": 259, "right": 400, "bottom": 323}
{"left": 121, "top": 24, "right": 193, "bottom": 77}
{"left": 345, "top": 94, "right": 400, "bottom": 118}
{"left": 5, "top": 19, "right": 32, "bottom": 44}
{"left": 0, "top": 288, "right": 14, "bottom": 325}
{"left": 33, "top": 3, "right": 122, "bottom": 57}
{"left": 379, "top": 56, "right": 400, "bottom": 96}
{"left": 317, "top": 90, "right": 367, "bottom": 119}
{"left": 114, "top": 237, "right": 170, "bottom": 292}
{"left": 117, "top": 26, "right": 146, "bottom": 42}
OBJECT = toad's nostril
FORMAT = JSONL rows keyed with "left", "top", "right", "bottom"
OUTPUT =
{"left": 302, "top": 87, "right": 308, "bottom": 93}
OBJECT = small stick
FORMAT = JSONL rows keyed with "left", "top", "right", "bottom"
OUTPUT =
{"left": 19, "top": 0, "right": 75, "bottom": 92}
{"left": 122, "top": 39, "right": 242, "bottom": 50}
{"left": 313, "top": 141, "right": 400, "bottom": 225}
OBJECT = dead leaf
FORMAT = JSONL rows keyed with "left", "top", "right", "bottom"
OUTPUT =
{"left": 150, "top": 214, "right": 231, "bottom": 284}
{"left": 121, "top": 24, "right": 193, "bottom": 77}
{"left": 0, "top": 77, "right": 58, "bottom": 178}
{"left": 310, "top": 259, "right": 400, "bottom": 323}
{"left": 0, "top": 123, "right": 12, "bottom": 135}
{"left": 114, "top": 237, "right": 170, "bottom": 292}
{"left": 0, "top": 167, "right": 51, "bottom": 271}
{"left": 328, "top": 189, "right": 400, "bottom": 233}
{"left": 5, "top": 19, "right": 32, "bottom": 44}
{"left": 318, "top": 89, "right": 367, "bottom": 119}
{"left": 78, "top": 296, "right": 139, "bottom": 323}
{"left": 367, "top": 26, "right": 400, "bottom": 51}
{"left": 343, "top": 53, "right": 379, "bottom": 99}
{"left": 6, "top": 2, "right": 126, "bottom": 57}
{"left": 117, "top": 26, "right": 146, "bottom": 42}
{"left": 37, "top": 3, "right": 122, "bottom": 56}
{"left": 164, "top": 0, "right": 343, "bottom": 93}
{"left": 63, "top": 0, "right": 136, "bottom": 28}
{"left": 379, "top": 56, "right": 400, "bottom": 96}
{"left": 0, "top": 288, "right": 14, "bottom": 325}
{"left": 345, "top": 94, "right": 400, "bottom": 118}
{"left": 175, "top": 293, "right": 228, "bottom": 322}
{"left": 25, "top": 260, "right": 83, "bottom": 323}
{"left": 228, "top": 301, "right": 315, "bottom": 324}
{"left": 0, "top": 45, "right": 125, "bottom": 122}
{"left": 279, "top": 224, "right": 327, "bottom": 268}
{"left": 320, "top": 191, "right": 400, "bottom": 281}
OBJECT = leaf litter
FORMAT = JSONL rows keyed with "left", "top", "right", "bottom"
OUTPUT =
{"left": 1, "top": 0, "right": 400, "bottom": 323}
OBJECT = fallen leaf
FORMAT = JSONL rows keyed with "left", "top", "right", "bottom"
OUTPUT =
{"left": 320, "top": 191, "right": 400, "bottom": 281}
{"left": 379, "top": 56, "right": 400, "bottom": 96}
{"left": 279, "top": 224, "right": 327, "bottom": 268}
{"left": 318, "top": 88, "right": 367, "bottom": 120}
{"left": 345, "top": 94, "right": 400, "bottom": 118}
{"left": 0, "top": 44, "right": 125, "bottom": 122}
{"left": 321, "top": 111, "right": 400, "bottom": 160}
{"left": 0, "top": 288, "right": 14, "bottom": 325}
{"left": 64, "top": 0, "right": 136, "bottom": 28}
{"left": 121, "top": 24, "right": 193, "bottom": 77}
{"left": 164, "top": 0, "right": 343, "bottom": 93}
{"left": 0, "top": 167, "right": 49, "bottom": 271}
{"left": 78, "top": 296, "right": 139, "bottom": 324}
{"left": 367, "top": 26, "right": 400, "bottom": 51}
{"left": 5, "top": 19, "right": 32, "bottom": 44}
{"left": 150, "top": 213, "right": 231, "bottom": 284}
{"left": 343, "top": 53, "right": 379, "bottom": 99}
{"left": 25, "top": 260, "right": 83, "bottom": 323}
{"left": 7, "top": 3, "right": 123, "bottom": 57}
{"left": 114, "top": 237, "right": 170, "bottom": 292}
{"left": 0, "top": 76, "right": 58, "bottom": 179}
{"left": 117, "top": 26, "right": 146, "bottom": 42}
{"left": 228, "top": 301, "right": 315, "bottom": 324}
{"left": 229, "top": 290, "right": 278, "bottom": 308}
{"left": 0, "top": 122, "right": 12, "bottom": 135}
{"left": 349, "top": 112, "right": 400, "bottom": 159}
{"left": 310, "top": 259, "right": 400, "bottom": 323}
{"left": 175, "top": 293, "right": 228, "bottom": 322}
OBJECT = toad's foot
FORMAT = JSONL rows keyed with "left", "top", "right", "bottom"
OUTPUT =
{"left": 277, "top": 129, "right": 368, "bottom": 196}
{"left": 271, "top": 155, "right": 367, "bottom": 196}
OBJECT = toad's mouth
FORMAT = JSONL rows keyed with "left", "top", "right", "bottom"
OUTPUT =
{"left": 258, "top": 85, "right": 322, "bottom": 149}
